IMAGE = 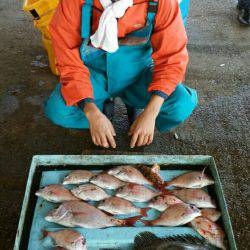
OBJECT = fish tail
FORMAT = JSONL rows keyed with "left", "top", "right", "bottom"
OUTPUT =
{"left": 160, "top": 189, "right": 172, "bottom": 195}
{"left": 140, "top": 208, "right": 150, "bottom": 217}
{"left": 41, "top": 230, "right": 49, "bottom": 239}
{"left": 124, "top": 215, "right": 142, "bottom": 226}
{"left": 140, "top": 219, "right": 153, "bottom": 226}
{"left": 162, "top": 181, "right": 170, "bottom": 188}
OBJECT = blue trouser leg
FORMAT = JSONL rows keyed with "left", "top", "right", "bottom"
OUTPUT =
{"left": 120, "top": 69, "right": 198, "bottom": 132}
{"left": 44, "top": 68, "right": 110, "bottom": 129}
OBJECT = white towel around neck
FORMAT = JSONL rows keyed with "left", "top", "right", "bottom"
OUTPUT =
{"left": 90, "top": 0, "right": 133, "bottom": 53}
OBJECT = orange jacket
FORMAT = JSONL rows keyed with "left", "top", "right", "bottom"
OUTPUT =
{"left": 50, "top": 0, "right": 189, "bottom": 106}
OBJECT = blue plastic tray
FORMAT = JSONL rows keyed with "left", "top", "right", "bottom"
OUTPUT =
{"left": 14, "top": 155, "right": 237, "bottom": 250}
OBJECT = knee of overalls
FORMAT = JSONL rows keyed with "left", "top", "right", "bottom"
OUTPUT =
{"left": 157, "top": 84, "right": 198, "bottom": 131}
{"left": 44, "top": 83, "right": 89, "bottom": 129}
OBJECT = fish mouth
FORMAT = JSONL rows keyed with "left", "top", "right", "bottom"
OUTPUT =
{"left": 35, "top": 190, "right": 42, "bottom": 197}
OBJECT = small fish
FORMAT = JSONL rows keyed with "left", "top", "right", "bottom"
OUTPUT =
{"left": 42, "top": 229, "right": 87, "bottom": 250}
{"left": 108, "top": 165, "right": 152, "bottom": 185}
{"left": 46, "top": 201, "right": 141, "bottom": 229}
{"left": 63, "top": 170, "right": 94, "bottom": 185}
{"left": 71, "top": 184, "right": 110, "bottom": 201}
{"left": 201, "top": 208, "right": 221, "bottom": 222}
{"left": 35, "top": 184, "right": 79, "bottom": 203}
{"left": 90, "top": 172, "right": 125, "bottom": 189}
{"left": 98, "top": 196, "right": 149, "bottom": 216}
{"left": 165, "top": 169, "right": 214, "bottom": 189}
{"left": 116, "top": 183, "right": 160, "bottom": 202}
{"left": 142, "top": 203, "right": 201, "bottom": 227}
{"left": 172, "top": 189, "right": 216, "bottom": 208}
{"left": 134, "top": 231, "right": 211, "bottom": 250}
{"left": 148, "top": 193, "right": 183, "bottom": 211}
{"left": 190, "top": 217, "right": 226, "bottom": 249}
{"left": 135, "top": 164, "right": 164, "bottom": 187}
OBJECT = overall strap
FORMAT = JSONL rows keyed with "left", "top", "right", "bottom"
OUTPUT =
{"left": 81, "top": 0, "right": 93, "bottom": 39}
{"left": 147, "top": 0, "right": 158, "bottom": 24}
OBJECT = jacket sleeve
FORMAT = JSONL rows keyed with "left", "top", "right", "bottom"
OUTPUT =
{"left": 49, "top": 0, "right": 93, "bottom": 107}
{"left": 149, "top": 0, "right": 189, "bottom": 97}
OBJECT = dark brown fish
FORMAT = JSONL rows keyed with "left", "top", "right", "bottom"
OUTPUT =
{"left": 134, "top": 231, "right": 211, "bottom": 250}
{"left": 136, "top": 164, "right": 164, "bottom": 188}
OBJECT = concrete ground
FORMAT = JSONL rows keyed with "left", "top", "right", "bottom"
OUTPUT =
{"left": 0, "top": 0, "right": 249, "bottom": 249}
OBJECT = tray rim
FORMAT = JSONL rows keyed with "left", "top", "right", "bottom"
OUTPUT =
{"left": 14, "top": 154, "right": 237, "bottom": 250}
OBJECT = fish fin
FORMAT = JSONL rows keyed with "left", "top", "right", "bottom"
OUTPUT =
{"left": 124, "top": 215, "right": 142, "bottom": 226}
{"left": 140, "top": 208, "right": 150, "bottom": 217}
{"left": 134, "top": 231, "right": 160, "bottom": 247}
{"left": 140, "top": 219, "right": 153, "bottom": 226}
{"left": 151, "top": 164, "right": 160, "bottom": 173}
{"left": 160, "top": 189, "right": 172, "bottom": 195}
{"left": 41, "top": 230, "right": 49, "bottom": 240}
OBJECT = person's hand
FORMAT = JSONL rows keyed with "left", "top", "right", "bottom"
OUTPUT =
{"left": 129, "top": 110, "right": 156, "bottom": 148}
{"left": 84, "top": 103, "right": 116, "bottom": 148}
{"left": 129, "top": 95, "right": 165, "bottom": 148}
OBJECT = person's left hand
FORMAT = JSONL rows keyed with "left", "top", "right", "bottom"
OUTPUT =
{"left": 129, "top": 109, "right": 156, "bottom": 148}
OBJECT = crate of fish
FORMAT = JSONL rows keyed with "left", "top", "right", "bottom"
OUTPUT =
{"left": 14, "top": 155, "right": 237, "bottom": 250}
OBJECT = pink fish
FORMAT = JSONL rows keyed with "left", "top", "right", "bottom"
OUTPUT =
{"left": 45, "top": 201, "right": 141, "bottom": 229}
{"left": 142, "top": 203, "right": 201, "bottom": 227}
{"left": 35, "top": 185, "right": 79, "bottom": 203}
{"left": 148, "top": 194, "right": 183, "bottom": 211}
{"left": 165, "top": 169, "right": 214, "bottom": 189}
{"left": 108, "top": 165, "right": 152, "bottom": 185}
{"left": 201, "top": 208, "right": 221, "bottom": 222}
{"left": 190, "top": 217, "right": 226, "bottom": 249}
{"left": 98, "top": 196, "right": 149, "bottom": 216}
{"left": 90, "top": 172, "right": 125, "bottom": 189}
{"left": 71, "top": 184, "right": 110, "bottom": 201}
{"left": 116, "top": 183, "right": 160, "bottom": 202}
{"left": 172, "top": 189, "right": 216, "bottom": 208}
{"left": 63, "top": 170, "right": 94, "bottom": 185}
{"left": 43, "top": 229, "right": 87, "bottom": 250}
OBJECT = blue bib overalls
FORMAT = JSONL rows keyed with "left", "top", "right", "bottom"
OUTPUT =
{"left": 44, "top": 0, "right": 198, "bottom": 132}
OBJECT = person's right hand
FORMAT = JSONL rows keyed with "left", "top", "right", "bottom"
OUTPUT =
{"left": 84, "top": 103, "right": 116, "bottom": 148}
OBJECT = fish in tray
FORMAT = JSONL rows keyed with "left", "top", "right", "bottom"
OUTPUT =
{"left": 190, "top": 217, "right": 226, "bottom": 249}
{"left": 200, "top": 208, "right": 221, "bottom": 222}
{"left": 165, "top": 169, "right": 214, "bottom": 189}
{"left": 133, "top": 231, "right": 212, "bottom": 250}
{"left": 71, "top": 183, "right": 110, "bottom": 201}
{"left": 141, "top": 203, "right": 201, "bottom": 227}
{"left": 35, "top": 185, "right": 80, "bottom": 203}
{"left": 135, "top": 164, "right": 164, "bottom": 187}
{"left": 97, "top": 196, "right": 149, "bottom": 216}
{"left": 148, "top": 193, "right": 184, "bottom": 211}
{"left": 45, "top": 201, "right": 141, "bottom": 229}
{"left": 115, "top": 183, "right": 160, "bottom": 202}
{"left": 90, "top": 172, "right": 125, "bottom": 189}
{"left": 108, "top": 165, "right": 153, "bottom": 185}
{"left": 42, "top": 229, "right": 87, "bottom": 250}
{"left": 171, "top": 189, "right": 216, "bottom": 208}
{"left": 63, "top": 170, "right": 95, "bottom": 185}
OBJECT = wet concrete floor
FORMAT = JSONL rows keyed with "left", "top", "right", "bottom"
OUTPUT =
{"left": 0, "top": 0, "right": 249, "bottom": 249}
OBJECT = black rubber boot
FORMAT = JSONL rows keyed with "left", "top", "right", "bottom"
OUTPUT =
{"left": 238, "top": 0, "right": 250, "bottom": 26}
{"left": 125, "top": 104, "right": 144, "bottom": 127}
{"left": 103, "top": 98, "right": 115, "bottom": 123}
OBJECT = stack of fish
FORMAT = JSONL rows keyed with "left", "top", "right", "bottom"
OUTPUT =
{"left": 36, "top": 164, "right": 227, "bottom": 250}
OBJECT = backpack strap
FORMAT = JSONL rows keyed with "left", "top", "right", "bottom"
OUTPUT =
{"left": 81, "top": 0, "right": 93, "bottom": 39}
{"left": 147, "top": 0, "right": 158, "bottom": 23}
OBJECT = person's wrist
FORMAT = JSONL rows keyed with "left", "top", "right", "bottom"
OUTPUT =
{"left": 83, "top": 103, "right": 100, "bottom": 120}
